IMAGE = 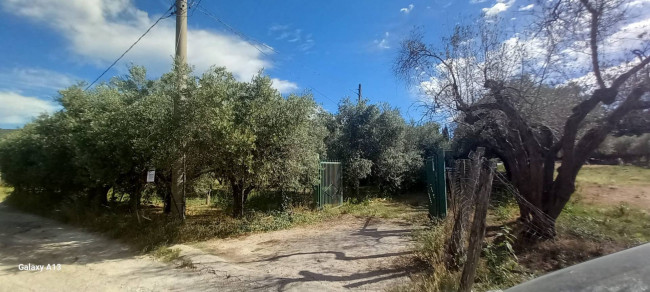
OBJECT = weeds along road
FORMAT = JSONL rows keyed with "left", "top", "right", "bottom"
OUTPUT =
{"left": 0, "top": 203, "right": 415, "bottom": 291}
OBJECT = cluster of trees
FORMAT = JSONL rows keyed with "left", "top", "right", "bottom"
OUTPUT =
{"left": 0, "top": 65, "right": 446, "bottom": 218}
{"left": 323, "top": 99, "right": 447, "bottom": 195}
{"left": 594, "top": 134, "right": 650, "bottom": 165}
{"left": 0, "top": 66, "right": 327, "bottom": 217}
{"left": 395, "top": 0, "right": 650, "bottom": 238}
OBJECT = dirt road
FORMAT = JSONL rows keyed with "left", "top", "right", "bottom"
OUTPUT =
{"left": 0, "top": 204, "right": 414, "bottom": 291}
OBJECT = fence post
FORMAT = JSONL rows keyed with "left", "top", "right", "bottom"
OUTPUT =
{"left": 339, "top": 162, "right": 343, "bottom": 205}
{"left": 446, "top": 147, "right": 485, "bottom": 270}
{"left": 426, "top": 148, "right": 448, "bottom": 219}
{"left": 458, "top": 159, "right": 496, "bottom": 292}
{"left": 435, "top": 148, "right": 447, "bottom": 218}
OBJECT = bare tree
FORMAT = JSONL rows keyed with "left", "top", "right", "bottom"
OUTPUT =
{"left": 395, "top": 0, "right": 650, "bottom": 238}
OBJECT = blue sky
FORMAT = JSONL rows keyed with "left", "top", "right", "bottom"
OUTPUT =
{"left": 0, "top": 0, "right": 602, "bottom": 128}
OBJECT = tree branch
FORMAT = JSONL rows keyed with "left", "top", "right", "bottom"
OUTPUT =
{"left": 579, "top": 0, "right": 606, "bottom": 89}
{"left": 575, "top": 84, "right": 650, "bottom": 163}
{"left": 611, "top": 56, "right": 650, "bottom": 90}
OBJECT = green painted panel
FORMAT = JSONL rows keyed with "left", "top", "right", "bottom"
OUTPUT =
{"left": 316, "top": 161, "right": 343, "bottom": 208}
{"left": 426, "top": 149, "right": 447, "bottom": 219}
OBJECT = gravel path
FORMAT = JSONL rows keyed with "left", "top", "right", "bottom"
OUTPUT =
{"left": 0, "top": 204, "right": 415, "bottom": 291}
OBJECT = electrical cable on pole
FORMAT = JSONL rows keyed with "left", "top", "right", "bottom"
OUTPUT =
{"left": 85, "top": 5, "right": 174, "bottom": 91}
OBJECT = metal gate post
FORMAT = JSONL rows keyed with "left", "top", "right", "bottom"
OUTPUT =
{"left": 434, "top": 148, "right": 447, "bottom": 218}
{"left": 426, "top": 157, "right": 435, "bottom": 217}
{"left": 426, "top": 149, "right": 447, "bottom": 219}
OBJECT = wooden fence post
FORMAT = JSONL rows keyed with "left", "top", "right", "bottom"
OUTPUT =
{"left": 446, "top": 147, "right": 485, "bottom": 270}
{"left": 458, "top": 159, "right": 496, "bottom": 292}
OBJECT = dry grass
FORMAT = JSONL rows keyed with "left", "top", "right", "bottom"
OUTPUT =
{"left": 577, "top": 165, "right": 650, "bottom": 186}
{"left": 0, "top": 185, "right": 12, "bottom": 202}
{"left": 400, "top": 165, "right": 650, "bottom": 291}
{"left": 515, "top": 237, "right": 620, "bottom": 273}
{"left": 388, "top": 218, "right": 461, "bottom": 292}
{"left": 4, "top": 189, "right": 428, "bottom": 253}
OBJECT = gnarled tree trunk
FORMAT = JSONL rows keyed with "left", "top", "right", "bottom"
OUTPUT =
{"left": 464, "top": 78, "right": 650, "bottom": 240}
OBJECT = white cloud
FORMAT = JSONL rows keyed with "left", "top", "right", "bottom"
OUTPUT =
{"left": 271, "top": 78, "right": 298, "bottom": 94}
{"left": 0, "top": 0, "right": 274, "bottom": 81}
{"left": 269, "top": 24, "right": 289, "bottom": 32}
{"left": 416, "top": 0, "right": 650, "bottom": 110}
{"left": 0, "top": 91, "right": 59, "bottom": 126}
{"left": 400, "top": 4, "right": 415, "bottom": 14}
{"left": 376, "top": 39, "right": 390, "bottom": 49}
{"left": 298, "top": 34, "right": 315, "bottom": 52}
{"left": 482, "top": 0, "right": 515, "bottom": 17}
{"left": 603, "top": 18, "right": 650, "bottom": 56}
{"left": 518, "top": 4, "right": 534, "bottom": 11}
{"left": 267, "top": 25, "right": 315, "bottom": 52}
{"left": 470, "top": 0, "right": 488, "bottom": 3}
{"left": 0, "top": 68, "right": 77, "bottom": 93}
{"left": 374, "top": 32, "right": 391, "bottom": 50}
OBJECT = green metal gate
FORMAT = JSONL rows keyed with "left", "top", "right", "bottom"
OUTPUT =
{"left": 315, "top": 161, "right": 343, "bottom": 208}
{"left": 426, "top": 148, "right": 447, "bottom": 218}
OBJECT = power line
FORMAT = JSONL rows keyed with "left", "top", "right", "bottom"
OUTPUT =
{"left": 188, "top": 0, "right": 203, "bottom": 17}
{"left": 85, "top": 4, "right": 175, "bottom": 91}
{"left": 195, "top": 5, "right": 275, "bottom": 57}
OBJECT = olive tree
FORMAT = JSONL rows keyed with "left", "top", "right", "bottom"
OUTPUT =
{"left": 190, "top": 69, "right": 325, "bottom": 217}
{"left": 328, "top": 99, "right": 421, "bottom": 195}
{"left": 0, "top": 114, "right": 81, "bottom": 198}
{"left": 395, "top": 0, "right": 650, "bottom": 238}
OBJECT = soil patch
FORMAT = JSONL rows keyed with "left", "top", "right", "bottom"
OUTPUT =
{"left": 578, "top": 184, "right": 650, "bottom": 210}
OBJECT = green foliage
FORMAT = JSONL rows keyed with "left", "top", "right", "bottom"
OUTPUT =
{"left": 0, "top": 185, "right": 12, "bottom": 202}
{"left": 476, "top": 226, "right": 527, "bottom": 289}
{"left": 0, "top": 65, "right": 325, "bottom": 217}
{"left": 188, "top": 69, "right": 325, "bottom": 215}
{"left": 392, "top": 219, "right": 460, "bottom": 292}
{"left": 327, "top": 99, "right": 438, "bottom": 195}
{"left": 0, "top": 114, "right": 82, "bottom": 195}
{"left": 0, "top": 129, "right": 17, "bottom": 140}
{"left": 152, "top": 247, "right": 182, "bottom": 262}
{"left": 404, "top": 121, "right": 447, "bottom": 189}
{"left": 558, "top": 200, "right": 650, "bottom": 244}
{"left": 596, "top": 134, "right": 650, "bottom": 165}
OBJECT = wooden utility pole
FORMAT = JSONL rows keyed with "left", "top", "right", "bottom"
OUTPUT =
{"left": 357, "top": 83, "right": 362, "bottom": 103}
{"left": 171, "top": 0, "right": 187, "bottom": 220}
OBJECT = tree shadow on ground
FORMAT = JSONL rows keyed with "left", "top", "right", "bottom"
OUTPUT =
{"left": 273, "top": 268, "right": 412, "bottom": 291}
{"left": 244, "top": 217, "right": 417, "bottom": 290}
{"left": 0, "top": 203, "right": 137, "bottom": 274}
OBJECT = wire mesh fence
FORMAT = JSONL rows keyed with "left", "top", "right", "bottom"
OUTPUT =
{"left": 443, "top": 148, "right": 497, "bottom": 292}
{"left": 442, "top": 147, "right": 561, "bottom": 291}
{"left": 491, "top": 171, "right": 556, "bottom": 240}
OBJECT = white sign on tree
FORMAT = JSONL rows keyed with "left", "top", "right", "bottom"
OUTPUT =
{"left": 146, "top": 170, "right": 155, "bottom": 183}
